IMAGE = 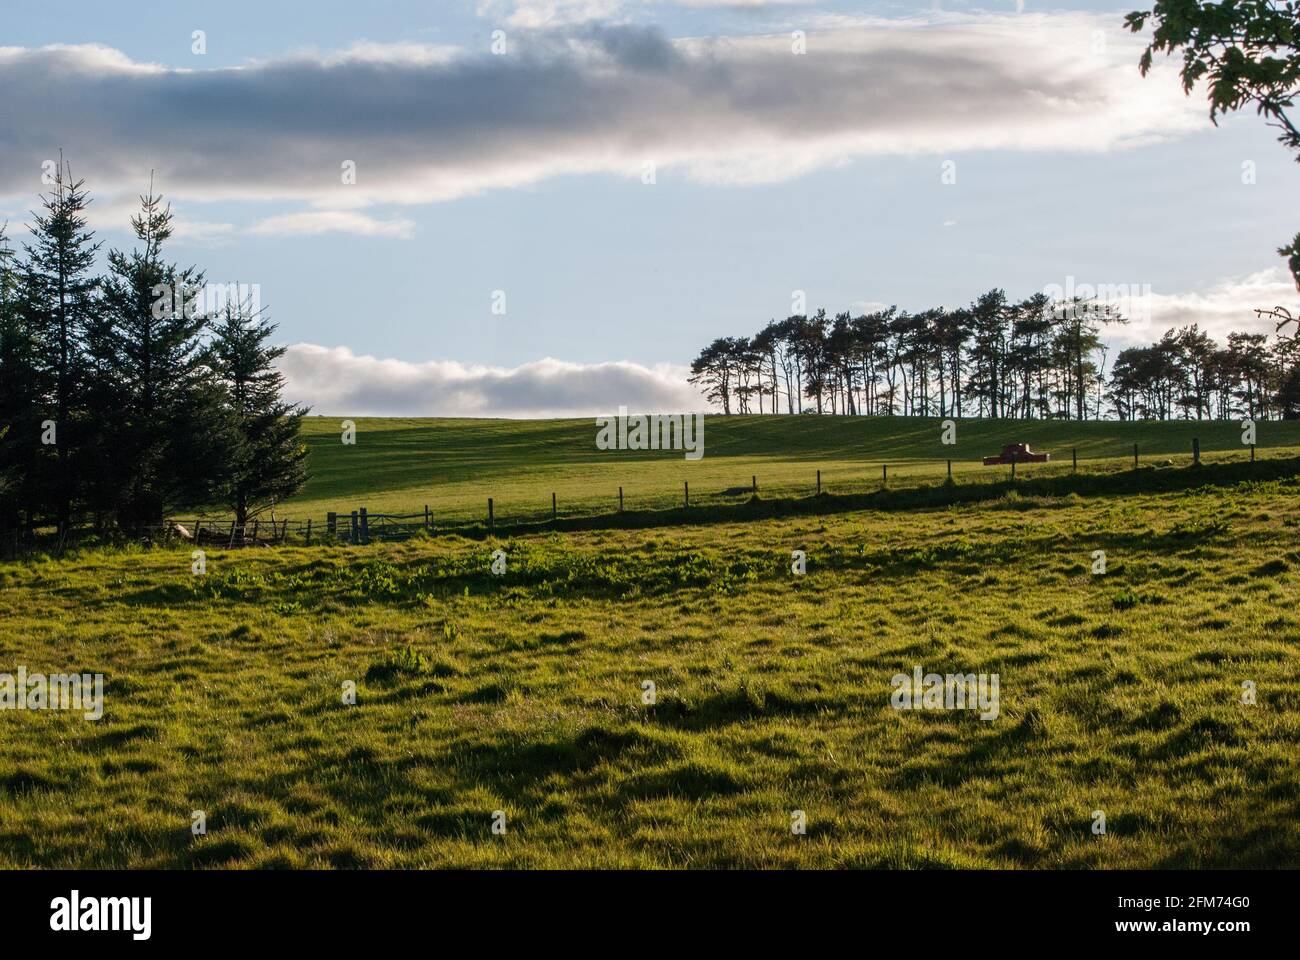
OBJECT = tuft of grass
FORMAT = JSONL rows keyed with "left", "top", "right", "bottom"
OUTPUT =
{"left": 365, "top": 645, "right": 432, "bottom": 684}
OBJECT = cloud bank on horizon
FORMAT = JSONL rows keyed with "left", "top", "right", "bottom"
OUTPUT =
{"left": 279, "top": 345, "right": 701, "bottom": 418}
{"left": 278, "top": 266, "right": 1300, "bottom": 417}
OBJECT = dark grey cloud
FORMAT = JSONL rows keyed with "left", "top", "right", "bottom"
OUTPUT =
{"left": 0, "top": 13, "right": 1202, "bottom": 212}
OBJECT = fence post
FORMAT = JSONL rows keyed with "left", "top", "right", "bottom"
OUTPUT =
{"left": 882, "top": 464, "right": 888, "bottom": 486}
{"left": 487, "top": 498, "right": 494, "bottom": 529}
{"left": 350, "top": 511, "right": 358, "bottom": 544}
{"left": 1133, "top": 443, "right": 1139, "bottom": 469}
{"left": 1072, "top": 448, "right": 1077, "bottom": 473}
{"left": 195, "top": 521, "right": 203, "bottom": 544}
{"left": 327, "top": 512, "right": 337, "bottom": 537}
{"left": 282, "top": 519, "right": 289, "bottom": 543}
{"left": 305, "top": 519, "right": 312, "bottom": 544}
{"left": 252, "top": 519, "right": 259, "bottom": 543}
{"left": 619, "top": 487, "right": 624, "bottom": 513}
{"left": 552, "top": 492, "right": 557, "bottom": 521}
{"left": 1251, "top": 443, "right": 1256, "bottom": 462}
{"left": 1192, "top": 438, "right": 1200, "bottom": 466}
{"left": 1010, "top": 459, "right": 1016, "bottom": 480}
{"left": 424, "top": 505, "right": 430, "bottom": 529}
{"left": 946, "top": 460, "right": 952, "bottom": 482}
{"left": 817, "top": 470, "right": 821, "bottom": 495}
{"left": 359, "top": 508, "right": 369, "bottom": 544}
{"left": 684, "top": 481, "right": 689, "bottom": 508}
{"left": 752, "top": 475, "right": 757, "bottom": 496}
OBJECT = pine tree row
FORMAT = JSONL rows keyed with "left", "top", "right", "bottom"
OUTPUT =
{"left": 0, "top": 164, "right": 308, "bottom": 539}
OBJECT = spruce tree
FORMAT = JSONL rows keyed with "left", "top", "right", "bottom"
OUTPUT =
{"left": 211, "top": 299, "right": 309, "bottom": 527}
{"left": 22, "top": 162, "right": 100, "bottom": 529}
{"left": 93, "top": 186, "right": 230, "bottom": 529}
{"left": 0, "top": 225, "right": 39, "bottom": 534}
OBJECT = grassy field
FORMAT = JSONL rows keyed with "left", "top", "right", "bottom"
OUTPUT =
{"left": 283, "top": 415, "right": 1300, "bottom": 527}
{"left": 1, "top": 417, "right": 1298, "bottom": 868}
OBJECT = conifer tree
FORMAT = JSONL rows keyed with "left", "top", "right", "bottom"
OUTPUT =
{"left": 210, "top": 299, "right": 309, "bottom": 527}
{"left": 22, "top": 162, "right": 100, "bottom": 529}
{"left": 92, "top": 185, "right": 230, "bottom": 529}
{"left": 0, "top": 225, "right": 38, "bottom": 533}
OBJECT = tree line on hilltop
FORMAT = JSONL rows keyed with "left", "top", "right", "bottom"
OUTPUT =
{"left": 0, "top": 165, "right": 308, "bottom": 539}
{"left": 689, "top": 291, "right": 1300, "bottom": 421}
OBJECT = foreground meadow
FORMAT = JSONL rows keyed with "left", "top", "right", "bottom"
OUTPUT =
{"left": 1, "top": 478, "right": 1298, "bottom": 867}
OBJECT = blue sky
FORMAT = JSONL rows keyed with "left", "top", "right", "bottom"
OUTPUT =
{"left": 2, "top": 0, "right": 1297, "bottom": 415}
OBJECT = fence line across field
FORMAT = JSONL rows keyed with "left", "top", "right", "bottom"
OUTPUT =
{"left": 0, "top": 438, "right": 1269, "bottom": 556}
{"left": 166, "top": 436, "right": 1257, "bottom": 546}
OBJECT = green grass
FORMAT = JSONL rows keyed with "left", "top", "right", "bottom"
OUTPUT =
{"left": 277, "top": 415, "right": 1300, "bottom": 526}
{"left": 2, "top": 455, "right": 1299, "bottom": 867}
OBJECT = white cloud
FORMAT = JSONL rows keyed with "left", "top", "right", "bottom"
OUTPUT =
{"left": 278, "top": 344, "right": 705, "bottom": 417}
{"left": 673, "top": 0, "right": 815, "bottom": 6}
{"left": 1124, "top": 267, "right": 1300, "bottom": 347}
{"left": 171, "top": 219, "right": 239, "bottom": 243}
{"left": 478, "top": 0, "right": 627, "bottom": 29}
{"left": 248, "top": 211, "right": 416, "bottom": 239}
{"left": 0, "top": 13, "right": 1206, "bottom": 218}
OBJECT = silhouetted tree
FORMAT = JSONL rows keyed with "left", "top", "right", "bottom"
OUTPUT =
{"left": 89, "top": 187, "right": 231, "bottom": 529}
{"left": 1127, "top": 1, "right": 1300, "bottom": 289}
{"left": 22, "top": 162, "right": 100, "bottom": 530}
{"left": 211, "top": 300, "right": 309, "bottom": 526}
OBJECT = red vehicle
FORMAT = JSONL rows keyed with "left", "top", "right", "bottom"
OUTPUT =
{"left": 982, "top": 443, "right": 1050, "bottom": 466}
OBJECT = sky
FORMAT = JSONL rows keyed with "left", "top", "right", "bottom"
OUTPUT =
{"left": 2, "top": 0, "right": 1298, "bottom": 416}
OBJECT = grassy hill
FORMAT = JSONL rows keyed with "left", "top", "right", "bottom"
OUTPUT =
{"left": 286, "top": 415, "right": 1300, "bottom": 526}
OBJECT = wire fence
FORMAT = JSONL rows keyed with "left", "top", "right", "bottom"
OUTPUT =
{"left": 0, "top": 439, "right": 1280, "bottom": 559}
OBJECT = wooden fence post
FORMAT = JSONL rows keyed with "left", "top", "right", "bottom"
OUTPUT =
{"left": 946, "top": 460, "right": 952, "bottom": 482}
{"left": 1192, "top": 438, "right": 1200, "bottom": 466}
{"left": 552, "top": 492, "right": 557, "bottom": 521}
{"left": 359, "top": 508, "right": 368, "bottom": 544}
{"left": 424, "top": 505, "right": 430, "bottom": 529}
{"left": 305, "top": 519, "right": 312, "bottom": 544}
{"left": 882, "top": 464, "right": 888, "bottom": 486}
{"left": 1072, "top": 448, "right": 1077, "bottom": 473}
{"left": 1133, "top": 443, "right": 1139, "bottom": 469}
{"left": 1010, "top": 459, "right": 1016, "bottom": 480}
{"left": 619, "top": 487, "right": 624, "bottom": 513}
{"left": 752, "top": 475, "right": 757, "bottom": 496}
{"left": 350, "top": 511, "right": 358, "bottom": 544}
{"left": 684, "top": 481, "right": 689, "bottom": 508}
{"left": 487, "top": 498, "right": 494, "bottom": 529}
{"left": 1251, "top": 443, "right": 1256, "bottom": 462}
{"left": 327, "top": 512, "right": 337, "bottom": 536}
{"left": 816, "top": 470, "right": 821, "bottom": 495}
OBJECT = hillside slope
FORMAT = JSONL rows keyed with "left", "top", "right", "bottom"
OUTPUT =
{"left": 285, "top": 415, "right": 1300, "bottom": 523}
